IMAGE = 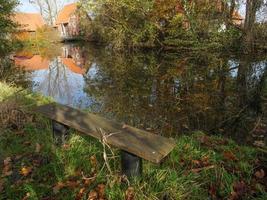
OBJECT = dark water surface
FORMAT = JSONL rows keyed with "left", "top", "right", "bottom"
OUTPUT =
{"left": 13, "top": 43, "right": 267, "bottom": 146}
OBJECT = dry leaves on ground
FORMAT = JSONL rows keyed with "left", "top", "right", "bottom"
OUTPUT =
{"left": 53, "top": 181, "right": 80, "bottom": 194}
{"left": 87, "top": 184, "right": 106, "bottom": 200}
{"left": 223, "top": 151, "right": 238, "bottom": 161}
{"left": 35, "top": 143, "right": 42, "bottom": 153}
{"left": 20, "top": 166, "right": 32, "bottom": 177}
{"left": 255, "top": 169, "right": 265, "bottom": 179}
{"left": 0, "top": 100, "right": 32, "bottom": 130}
{"left": 229, "top": 181, "right": 247, "bottom": 200}
{"left": 75, "top": 187, "right": 86, "bottom": 200}
{"left": 88, "top": 190, "right": 98, "bottom": 200}
{"left": 2, "top": 157, "right": 13, "bottom": 177}
{"left": 125, "top": 187, "right": 135, "bottom": 200}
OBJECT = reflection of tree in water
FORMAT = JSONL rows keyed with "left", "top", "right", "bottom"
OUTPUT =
{"left": 38, "top": 58, "right": 71, "bottom": 101}
{"left": 32, "top": 57, "right": 91, "bottom": 108}
{"left": 83, "top": 49, "right": 267, "bottom": 144}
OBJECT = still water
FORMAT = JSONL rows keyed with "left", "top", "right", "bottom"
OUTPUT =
{"left": 13, "top": 43, "right": 267, "bottom": 145}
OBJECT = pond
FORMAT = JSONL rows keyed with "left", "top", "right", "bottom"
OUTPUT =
{"left": 12, "top": 42, "right": 267, "bottom": 146}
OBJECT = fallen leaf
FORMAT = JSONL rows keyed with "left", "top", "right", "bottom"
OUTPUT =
{"left": 223, "top": 151, "right": 238, "bottom": 161}
{"left": 20, "top": 167, "right": 32, "bottom": 177}
{"left": 22, "top": 192, "right": 30, "bottom": 200}
{"left": 53, "top": 182, "right": 65, "bottom": 194}
{"left": 90, "top": 155, "right": 98, "bottom": 169}
{"left": 97, "top": 184, "right": 106, "bottom": 199}
{"left": 125, "top": 187, "right": 134, "bottom": 200}
{"left": 3, "top": 157, "right": 11, "bottom": 166}
{"left": 75, "top": 187, "right": 86, "bottom": 200}
{"left": 66, "top": 180, "right": 80, "bottom": 189}
{"left": 2, "top": 168, "right": 13, "bottom": 177}
{"left": 255, "top": 169, "right": 265, "bottom": 179}
{"left": 88, "top": 190, "right": 98, "bottom": 200}
{"left": 2, "top": 157, "right": 12, "bottom": 177}
{"left": 63, "top": 144, "right": 70, "bottom": 150}
{"left": 197, "top": 135, "right": 211, "bottom": 146}
{"left": 229, "top": 181, "right": 247, "bottom": 200}
{"left": 35, "top": 143, "right": 42, "bottom": 153}
{"left": 208, "top": 185, "right": 217, "bottom": 200}
{"left": 23, "top": 141, "right": 31, "bottom": 146}
{"left": 192, "top": 160, "right": 201, "bottom": 166}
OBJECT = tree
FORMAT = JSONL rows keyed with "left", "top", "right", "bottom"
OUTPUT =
{"left": 0, "top": 0, "right": 18, "bottom": 56}
{"left": 28, "top": 0, "right": 68, "bottom": 25}
{"left": 243, "top": 0, "right": 267, "bottom": 52}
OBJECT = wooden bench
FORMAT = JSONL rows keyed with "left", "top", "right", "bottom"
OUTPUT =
{"left": 36, "top": 103, "right": 175, "bottom": 177}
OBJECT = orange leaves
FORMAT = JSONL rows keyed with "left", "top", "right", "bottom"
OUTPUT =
{"left": 125, "top": 187, "right": 135, "bottom": 200}
{"left": 223, "top": 151, "right": 238, "bottom": 161}
{"left": 53, "top": 180, "right": 80, "bottom": 194}
{"left": 255, "top": 169, "right": 265, "bottom": 179}
{"left": 75, "top": 187, "right": 86, "bottom": 200}
{"left": 87, "top": 190, "right": 98, "bottom": 200}
{"left": 87, "top": 184, "right": 106, "bottom": 200}
{"left": 97, "top": 184, "right": 106, "bottom": 199}
{"left": 20, "top": 167, "right": 32, "bottom": 177}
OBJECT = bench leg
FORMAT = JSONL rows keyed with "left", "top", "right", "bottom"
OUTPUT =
{"left": 52, "top": 120, "right": 69, "bottom": 145}
{"left": 121, "top": 151, "right": 142, "bottom": 177}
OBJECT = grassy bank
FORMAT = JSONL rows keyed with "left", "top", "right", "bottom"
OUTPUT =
{"left": 0, "top": 82, "right": 266, "bottom": 200}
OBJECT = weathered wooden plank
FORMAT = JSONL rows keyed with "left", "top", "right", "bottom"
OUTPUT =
{"left": 35, "top": 103, "right": 176, "bottom": 163}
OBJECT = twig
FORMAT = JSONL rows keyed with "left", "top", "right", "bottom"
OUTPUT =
{"left": 97, "top": 128, "right": 120, "bottom": 175}
{"left": 191, "top": 165, "right": 215, "bottom": 173}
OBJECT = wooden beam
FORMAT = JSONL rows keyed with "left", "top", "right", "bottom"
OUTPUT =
{"left": 35, "top": 103, "right": 176, "bottom": 164}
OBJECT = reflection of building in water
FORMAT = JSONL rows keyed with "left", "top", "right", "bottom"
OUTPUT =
{"left": 14, "top": 55, "right": 49, "bottom": 71}
{"left": 15, "top": 45, "right": 87, "bottom": 75}
{"left": 29, "top": 58, "right": 94, "bottom": 108}
{"left": 14, "top": 45, "right": 94, "bottom": 109}
{"left": 60, "top": 45, "right": 86, "bottom": 75}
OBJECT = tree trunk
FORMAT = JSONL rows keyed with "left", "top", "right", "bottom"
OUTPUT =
{"left": 243, "top": 0, "right": 261, "bottom": 52}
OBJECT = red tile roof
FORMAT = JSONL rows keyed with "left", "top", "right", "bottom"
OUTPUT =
{"left": 56, "top": 3, "right": 77, "bottom": 25}
{"left": 13, "top": 13, "right": 45, "bottom": 32}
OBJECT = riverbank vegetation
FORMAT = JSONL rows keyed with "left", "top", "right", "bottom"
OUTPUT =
{"left": 78, "top": 0, "right": 267, "bottom": 52}
{"left": 0, "top": 0, "right": 18, "bottom": 57}
{"left": 0, "top": 82, "right": 266, "bottom": 199}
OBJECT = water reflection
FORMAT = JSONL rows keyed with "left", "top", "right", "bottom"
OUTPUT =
{"left": 14, "top": 44, "right": 96, "bottom": 108}
{"left": 14, "top": 43, "right": 267, "bottom": 145}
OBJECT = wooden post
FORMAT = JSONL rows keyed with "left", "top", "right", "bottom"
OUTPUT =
{"left": 121, "top": 150, "right": 142, "bottom": 177}
{"left": 52, "top": 120, "right": 69, "bottom": 145}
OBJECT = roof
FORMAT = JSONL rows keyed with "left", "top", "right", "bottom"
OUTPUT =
{"left": 56, "top": 3, "right": 77, "bottom": 25}
{"left": 13, "top": 13, "right": 45, "bottom": 32}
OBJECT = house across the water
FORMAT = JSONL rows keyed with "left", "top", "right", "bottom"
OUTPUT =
{"left": 55, "top": 3, "right": 80, "bottom": 41}
{"left": 12, "top": 12, "right": 45, "bottom": 39}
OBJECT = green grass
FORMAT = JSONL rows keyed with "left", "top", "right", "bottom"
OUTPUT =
{"left": 0, "top": 82, "right": 266, "bottom": 200}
